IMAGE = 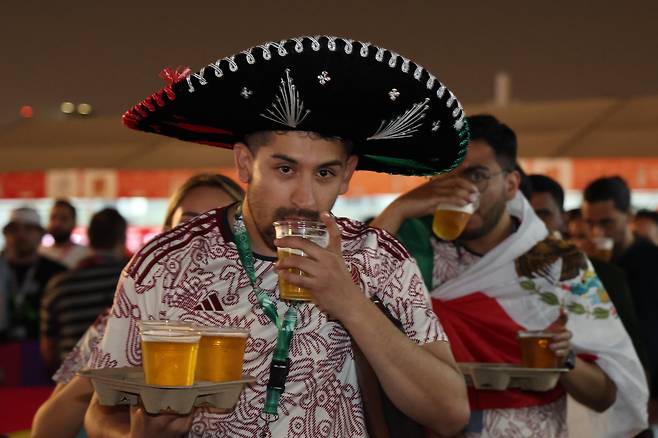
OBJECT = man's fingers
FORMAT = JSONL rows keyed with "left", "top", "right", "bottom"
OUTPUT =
{"left": 428, "top": 176, "right": 478, "bottom": 194}
{"left": 320, "top": 212, "right": 341, "bottom": 253}
{"left": 278, "top": 270, "right": 316, "bottom": 290}
{"left": 275, "top": 254, "right": 317, "bottom": 276}
{"left": 274, "top": 236, "right": 324, "bottom": 260}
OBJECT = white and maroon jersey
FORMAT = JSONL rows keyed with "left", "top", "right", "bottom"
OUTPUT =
{"left": 90, "top": 206, "right": 446, "bottom": 438}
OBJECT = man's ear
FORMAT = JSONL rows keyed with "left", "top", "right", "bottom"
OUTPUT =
{"left": 505, "top": 169, "right": 521, "bottom": 201}
{"left": 233, "top": 143, "right": 254, "bottom": 184}
{"left": 338, "top": 155, "right": 359, "bottom": 195}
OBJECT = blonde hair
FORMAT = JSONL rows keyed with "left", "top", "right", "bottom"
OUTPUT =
{"left": 163, "top": 173, "right": 244, "bottom": 230}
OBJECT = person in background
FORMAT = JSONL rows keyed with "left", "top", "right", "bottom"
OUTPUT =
{"left": 372, "top": 114, "right": 648, "bottom": 437}
{"left": 40, "top": 199, "right": 89, "bottom": 269}
{"left": 0, "top": 207, "right": 67, "bottom": 341}
{"left": 633, "top": 209, "right": 658, "bottom": 246}
{"left": 32, "top": 173, "right": 244, "bottom": 438}
{"left": 529, "top": 174, "right": 649, "bottom": 390}
{"left": 515, "top": 163, "right": 533, "bottom": 200}
{"left": 583, "top": 176, "right": 658, "bottom": 420}
{"left": 528, "top": 174, "right": 567, "bottom": 237}
{"left": 163, "top": 173, "right": 244, "bottom": 230}
{"left": 566, "top": 208, "right": 588, "bottom": 243}
{"left": 40, "top": 208, "right": 128, "bottom": 372}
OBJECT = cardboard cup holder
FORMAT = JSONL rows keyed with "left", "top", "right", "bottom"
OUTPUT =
{"left": 458, "top": 363, "right": 568, "bottom": 392}
{"left": 79, "top": 367, "right": 256, "bottom": 414}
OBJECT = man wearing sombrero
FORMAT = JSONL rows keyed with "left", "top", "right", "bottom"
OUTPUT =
{"left": 85, "top": 36, "right": 471, "bottom": 437}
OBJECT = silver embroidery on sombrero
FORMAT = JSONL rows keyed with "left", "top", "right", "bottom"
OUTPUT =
{"left": 154, "top": 36, "right": 467, "bottom": 139}
{"left": 367, "top": 98, "right": 430, "bottom": 141}
{"left": 260, "top": 69, "right": 310, "bottom": 128}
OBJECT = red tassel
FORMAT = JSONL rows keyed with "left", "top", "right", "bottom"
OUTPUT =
{"left": 151, "top": 91, "right": 165, "bottom": 107}
{"left": 159, "top": 66, "right": 192, "bottom": 85}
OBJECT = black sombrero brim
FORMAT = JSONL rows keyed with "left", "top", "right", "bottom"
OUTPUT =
{"left": 123, "top": 36, "right": 469, "bottom": 176}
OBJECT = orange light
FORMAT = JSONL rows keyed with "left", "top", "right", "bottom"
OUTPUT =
{"left": 19, "top": 105, "right": 33, "bottom": 118}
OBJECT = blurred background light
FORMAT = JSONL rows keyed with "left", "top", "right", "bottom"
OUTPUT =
{"left": 19, "top": 105, "right": 33, "bottom": 118}
{"left": 60, "top": 101, "right": 75, "bottom": 114}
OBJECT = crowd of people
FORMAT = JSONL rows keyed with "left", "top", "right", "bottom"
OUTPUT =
{"left": 0, "top": 35, "right": 656, "bottom": 437}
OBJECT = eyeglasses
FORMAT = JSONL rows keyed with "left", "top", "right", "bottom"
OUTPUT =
{"left": 460, "top": 168, "right": 509, "bottom": 193}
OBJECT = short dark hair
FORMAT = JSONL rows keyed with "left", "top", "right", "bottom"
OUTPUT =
{"left": 88, "top": 208, "right": 127, "bottom": 251}
{"left": 529, "top": 174, "right": 565, "bottom": 211}
{"left": 636, "top": 209, "right": 658, "bottom": 226}
{"left": 466, "top": 114, "right": 517, "bottom": 171}
{"left": 583, "top": 176, "right": 631, "bottom": 213}
{"left": 53, "top": 199, "right": 76, "bottom": 221}
{"left": 515, "top": 163, "right": 533, "bottom": 199}
{"left": 243, "top": 130, "right": 354, "bottom": 156}
{"left": 567, "top": 208, "right": 582, "bottom": 222}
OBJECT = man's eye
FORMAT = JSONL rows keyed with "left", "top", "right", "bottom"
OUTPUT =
{"left": 318, "top": 169, "right": 335, "bottom": 178}
{"left": 278, "top": 166, "right": 292, "bottom": 174}
{"left": 467, "top": 171, "right": 487, "bottom": 183}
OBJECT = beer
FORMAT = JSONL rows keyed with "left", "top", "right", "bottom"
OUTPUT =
{"left": 273, "top": 220, "right": 329, "bottom": 302}
{"left": 277, "top": 247, "right": 313, "bottom": 301}
{"left": 195, "top": 327, "right": 249, "bottom": 382}
{"left": 432, "top": 203, "right": 476, "bottom": 241}
{"left": 517, "top": 331, "right": 559, "bottom": 368}
{"left": 591, "top": 237, "right": 614, "bottom": 262}
{"left": 141, "top": 330, "right": 200, "bottom": 386}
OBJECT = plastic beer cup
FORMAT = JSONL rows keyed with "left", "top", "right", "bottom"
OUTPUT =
{"left": 432, "top": 195, "right": 479, "bottom": 241}
{"left": 141, "top": 329, "right": 200, "bottom": 386}
{"left": 517, "top": 330, "right": 559, "bottom": 368}
{"left": 273, "top": 220, "right": 329, "bottom": 301}
{"left": 591, "top": 237, "right": 614, "bottom": 262}
{"left": 194, "top": 327, "right": 250, "bottom": 382}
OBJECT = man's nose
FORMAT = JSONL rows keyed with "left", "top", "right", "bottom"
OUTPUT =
{"left": 290, "top": 177, "right": 316, "bottom": 210}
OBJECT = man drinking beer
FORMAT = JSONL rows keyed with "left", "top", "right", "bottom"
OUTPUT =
{"left": 84, "top": 36, "right": 470, "bottom": 437}
{"left": 372, "top": 114, "right": 648, "bottom": 437}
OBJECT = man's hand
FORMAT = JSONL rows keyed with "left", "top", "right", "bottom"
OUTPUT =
{"left": 370, "top": 175, "right": 478, "bottom": 235}
{"left": 396, "top": 175, "right": 479, "bottom": 218}
{"left": 547, "top": 310, "right": 573, "bottom": 361}
{"left": 128, "top": 405, "right": 196, "bottom": 438}
{"left": 547, "top": 310, "right": 617, "bottom": 412}
{"left": 274, "top": 212, "right": 366, "bottom": 319}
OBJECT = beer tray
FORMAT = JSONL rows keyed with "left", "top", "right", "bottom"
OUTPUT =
{"left": 79, "top": 367, "right": 256, "bottom": 414}
{"left": 458, "top": 363, "right": 569, "bottom": 392}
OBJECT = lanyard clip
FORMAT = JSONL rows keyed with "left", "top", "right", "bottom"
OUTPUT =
{"left": 267, "top": 358, "right": 291, "bottom": 392}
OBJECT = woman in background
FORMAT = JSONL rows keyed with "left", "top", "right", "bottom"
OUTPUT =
{"left": 31, "top": 173, "right": 244, "bottom": 438}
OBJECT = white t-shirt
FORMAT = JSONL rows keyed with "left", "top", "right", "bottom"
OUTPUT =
{"left": 90, "top": 207, "right": 446, "bottom": 437}
{"left": 40, "top": 243, "right": 89, "bottom": 269}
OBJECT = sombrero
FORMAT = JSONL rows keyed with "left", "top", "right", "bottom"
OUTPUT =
{"left": 123, "top": 35, "right": 469, "bottom": 176}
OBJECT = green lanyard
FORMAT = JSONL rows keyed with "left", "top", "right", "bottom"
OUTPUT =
{"left": 233, "top": 205, "right": 299, "bottom": 422}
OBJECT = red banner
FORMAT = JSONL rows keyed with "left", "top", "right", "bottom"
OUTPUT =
{"left": 0, "top": 159, "right": 657, "bottom": 199}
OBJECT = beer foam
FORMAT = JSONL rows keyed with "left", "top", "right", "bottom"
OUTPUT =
{"left": 277, "top": 234, "right": 329, "bottom": 249}
{"left": 592, "top": 237, "right": 614, "bottom": 250}
{"left": 194, "top": 326, "right": 250, "bottom": 338}
{"left": 517, "top": 330, "right": 554, "bottom": 338}
{"left": 435, "top": 202, "right": 477, "bottom": 214}
{"left": 273, "top": 221, "right": 329, "bottom": 248}
{"left": 141, "top": 330, "right": 200, "bottom": 343}
{"left": 137, "top": 320, "right": 193, "bottom": 332}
